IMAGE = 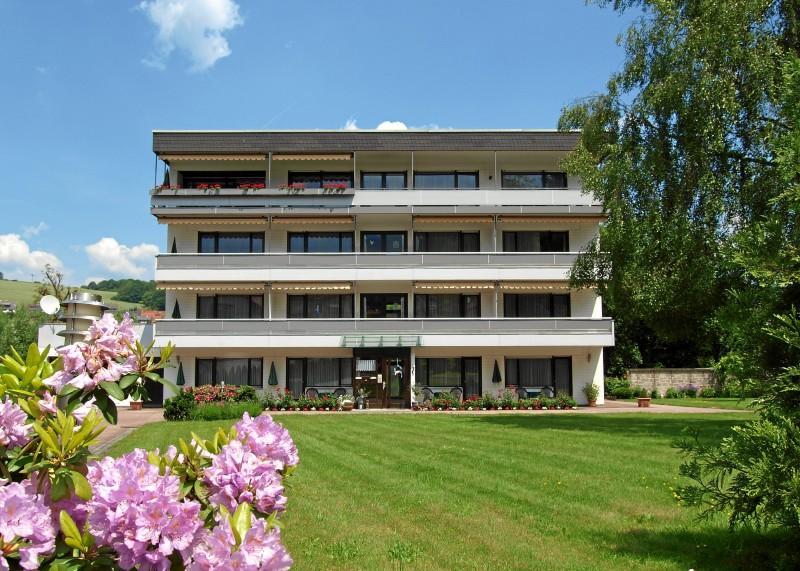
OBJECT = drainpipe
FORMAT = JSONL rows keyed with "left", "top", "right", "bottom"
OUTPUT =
{"left": 267, "top": 283, "right": 272, "bottom": 320}
{"left": 267, "top": 152, "right": 272, "bottom": 188}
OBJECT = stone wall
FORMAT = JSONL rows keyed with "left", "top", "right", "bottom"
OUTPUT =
{"left": 628, "top": 368, "right": 716, "bottom": 396}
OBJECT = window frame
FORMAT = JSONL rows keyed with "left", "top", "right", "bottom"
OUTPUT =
{"left": 360, "top": 172, "right": 408, "bottom": 190}
{"left": 287, "top": 172, "right": 354, "bottom": 188}
{"left": 360, "top": 231, "right": 407, "bottom": 253}
{"left": 503, "top": 293, "right": 571, "bottom": 318}
{"left": 196, "top": 294, "right": 264, "bottom": 319}
{"left": 197, "top": 232, "right": 265, "bottom": 254}
{"left": 415, "top": 357, "right": 482, "bottom": 397}
{"left": 285, "top": 357, "right": 354, "bottom": 397}
{"left": 195, "top": 357, "right": 263, "bottom": 387}
{"left": 180, "top": 171, "right": 266, "bottom": 189}
{"left": 287, "top": 232, "right": 354, "bottom": 253}
{"left": 361, "top": 293, "right": 407, "bottom": 318}
{"left": 502, "top": 231, "right": 569, "bottom": 252}
{"left": 286, "top": 294, "right": 354, "bottom": 318}
{"left": 414, "top": 294, "right": 481, "bottom": 318}
{"left": 504, "top": 357, "right": 572, "bottom": 394}
{"left": 413, "top": 171, "right": 480, "bottom": 190}
{"left": 500, "top": 171, "right": 568, "bottom": 189}
{"left": 413, "top": 231, "right": 481, "bottom": 252}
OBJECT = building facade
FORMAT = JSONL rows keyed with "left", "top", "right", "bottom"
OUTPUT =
{"left": 151, "top": 130, "right": 613, "bottom": 406}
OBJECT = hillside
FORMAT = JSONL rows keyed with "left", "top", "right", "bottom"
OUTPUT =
{"left": 0, "top": 279, "right": 143, "bottom": 312}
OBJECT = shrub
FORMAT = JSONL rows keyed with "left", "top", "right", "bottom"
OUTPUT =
{"left": 480, "top": 394, "right": 499, "bottom": 409}
{"left": 461, "top": 395, "right": 481, "bottom": 410}
{"left": 499, "top": 388, "right": 516, "bottom": 409}
{"left": 605, "top": 376, "right": 630, "bottom": 395}
{"left": 583, "top": 382, "right": 600, "bottom": 401}
{"left": 699, "top": 386, "right": 717, "bottom": 398}
{"left": 189, "top": 401, "right": 263, "bottom": 421}
{"left": 540, "top": 396, "right": 557, "bottom": 409}
{"left": 234, "top": 385, "right": 258, "bottom": 402}
{"left": 611, "top": 385, "right": 635, "bottom": 399}
{"left": 555, "top": 391, "right": 577, "bottom": 409}
{"left": 163, "top": 389, "right": 197, "bottom": 421}
{"left": 633, "top": 386, "right": 649, "bottom": 398}
{"left": 665, "top": 387, "right": 680, "bottom": 398}
{"left": 650, "top": 389, "right": 660, "bottom": 398}
{"left": 680, "top": 384, "right": 699, "bottom": 397}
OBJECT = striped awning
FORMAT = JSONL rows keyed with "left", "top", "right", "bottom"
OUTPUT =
{"left": 413, "top": 216, "right": 494, "bottom": 224}
{"left": 498, "top": 215, "right": 606, "bottom": 224}
{"left": 272, "top": 282, "right": 352, "bottom": 292}
{"left": 160, "top": 154, "right": 266, "bottom": 161}
{"left": 272, "top": 154, "right": 353, "bottom": 161}
{"left": 500, "top": 281, "right": 572, "bottom": 291}
{"left": 414, "top": 282, "right": 495, "bottom": 290}
{"left": 158, "top": 217, "right": 266, "bottom": 225}
{"left": 272, "top": 216, "right": 354, "bottom": 225}
{"left": 156, "top": 283, "right": 266, "bottom": 292}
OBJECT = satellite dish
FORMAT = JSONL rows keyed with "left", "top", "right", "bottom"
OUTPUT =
{"left": 40, "top": 295, "right": 61, "bottom": 316}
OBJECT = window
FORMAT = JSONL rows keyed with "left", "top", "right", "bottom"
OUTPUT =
{"left": 362, "top": 294, "right": 406, "bottom": 318}
{"left": 414, "top": 294, "right": 480, "bottom": 318}
{"left": 503, "top": 231, "right": 569, "bottom": 252}
{"left": 287, "top": 295, "right": 354, "bottom": 318}
{"left": 505, "top": 357, "right": 571, "bottom": 393}
{"left": 198, "top": 232, "right": 265, "bottom": 254}
{"left": 197, "top": 295, "right": 264, "bottom": 319}
{"left": 181, "top": 171, "right": 265, "bottom": 189}
{"left": 361, "top": 172, "right": 407, "bottom": 190}
{"left": 501, "top": 172, "right": 568, "bottom": 189}
{"left": 415, "top": 357, "right": 482, "bottom": 397}
{"left": 287, "top": 232, "right": 353, "bottom": 253}
{"left": 195, "top": 358, "right": 263, "bottom": 387}
{"left": 414, "top": 232, "right": 480, "bottom": 252}
{"left": 414, "top": 172, "right": 479, "bottom": 189}
{"left": 504, "top": 294, "right": 570, "bottom": 317}
{"left": 288, "top": 172, "right": 353, "bottom": 189}
{"left": 361, "top": 231, "right": 406, "bottom": 253}
{"left": 286, "top": 358, "right": 353, "bottom": 397}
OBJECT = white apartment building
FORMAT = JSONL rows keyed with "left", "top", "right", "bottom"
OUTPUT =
{"left": 151, "top": 130, "right": 613, "bottom": 407}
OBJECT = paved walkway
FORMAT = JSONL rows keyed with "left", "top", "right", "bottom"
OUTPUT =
{"left": 92, "top": 407, "right": 164, "bottom": 453}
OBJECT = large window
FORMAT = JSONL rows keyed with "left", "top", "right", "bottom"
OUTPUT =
{"left": 414, "top": 172, "right": 479, "bottom": 189}
{"left": 198, "top": 232, "right": 265, "bottom": 254}
{"left": 286, "top": 358, "right": 353, "bottom": 397}
{"left": 181, "top": 171, "right": 265, "bottom": 189}
{"left": 503, "top": 231, "right": 569, "bottom": 252}
{"left": 361, "top": 231, "right": 406, "bottom": 253}
{"left": 361, "top": 172, "right": 407, "bottom": 190}
{"left": 501, "top": 172, "right": 568, "bottom": 189}
{"left": 288, "top": 172, "right": 353, "bottom": 189}
{"left": 196, "top": 358, "right": 263, "bottom": 387}
{"left": 287, "top": 295, "right": 354, "bottom": 318}
{"left": 197, "top": 295, "right": 263, "bottom": 319}
{"left": 287, "top": 232, "right": 354, "bottom": 253}
{"left": 414, "top": 232, "right": 480, "bottom": 252}
{"left": 504, "top": 294, "right": 570, "bottom": 318}
{"left": 505, "top": 357, "right": 571, "bottom": 394}
{"left": 414, "top": 294, "right": 480, "bottom": 318}
{"left": 362, "top": 294, "right": 406, "bottom": 318}
{"left": 415, "top": 357, "right": 481, "bottom": 397}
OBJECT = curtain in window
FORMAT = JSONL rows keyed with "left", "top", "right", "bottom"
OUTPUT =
{"left": 215, "top": 359, "right": 248, "bottom": 386}
{"left": 199, "top": 234, "right": 216, "bottom": 253}
{"left": 217, "top": 234, "right": 252, "bottom": 254}
{"left": 429, "top": 295, "right": 461, "bottom": 317}
{"left": 307, "top": 295, "right": 340, "bottom": 318}
{"left": 426, "top": 358, "right": 461, "bottom": 386}
{"left": 216, "top": 296, "right": 251, "bottom": 319}
{"left": 307, "top": 358, "right": 338, "bottom": 386}
{"left": 288, "top": 296, "right": 304, "bottom": 318}
{"left": 249, "top": 359, "right": 263, "bottom": 387}
{"left": 463, "top": 295, "right": 480, "bottom": 317}
{"left": 517, "top": 232, "right": 542, "bottom": 252}
{"left": 518, "top": 359, "right": 552, "bottom": 387}
{"left": 517, "top": 295, "right": 550, "bottom": 317}
{"left": 463, "top": 358, "right": 481, "bottom": 396}
{"left": 197, "top": 296, "right": 215, "bottom": 319}
{"left": 552, "top": 295, "right": 570, "bottom": 317}
{"left": 197, "top": 359, "right": 213, "bottom": 386}
{"left": 287, "top": 359, "right": 303, "bottom": 397}
{"left": 425, "top": 233, "right": 459, "bottom": 252}
{"left": 554, "top": 358, "right": 571, "bottom": 394}
{"left": 339, "top": 359, "right": 353, "bottom": 386}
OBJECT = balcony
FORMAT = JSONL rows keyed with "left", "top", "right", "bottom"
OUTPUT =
{"left": 154, "top": 317, "right": 615, "bottom": 348}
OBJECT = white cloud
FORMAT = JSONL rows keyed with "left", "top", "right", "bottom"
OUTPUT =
{"left": 0, "top": 234, "right": 62, "bottom": 278}
{"left": 22, "top": 222, "right": 48, "bottom": 238}
{"left": 85, "top": 238, "right": 159, "bottom": 278}
{"left": 139, "top": 0, "right": 243, "bottom": 72}
{"left": 343, "top": 118, "right": 359, "bottom": 130}
{"left": 375, "top": 121, "right": 408, "bottom": 131}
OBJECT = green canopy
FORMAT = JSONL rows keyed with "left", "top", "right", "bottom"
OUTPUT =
{"left": 176, "top": 362, "right": 185, "bottom": 386}
{"left": 492, "top": 360, "right": 502, "bottom": 384}
{"left": 268, "top": 362, "right": 278, "bottom": 386}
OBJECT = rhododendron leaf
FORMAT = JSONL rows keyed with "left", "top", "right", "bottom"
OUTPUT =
{"left": 231, "top": 502, "right": 252, "bottom": 546}
{"left": 69, "top": 470, "right": 92, "bottom": 500}
{"left": 59, "top": 384, "right": 81, "bottom": 397}
{"left": 51, "top": 473, "right": 69, "bottom": 501}
{"left": 26, "top": 343, "right": 40, "bottom": 367}
{"left": 34, "top": 421, "right": 59, "bottom": 452}
{"left": 1, "top": 373, "right": 20, "bottom": 387}
{"left": 119, "top": 374, "right": 138, "bottom": 390}
{"left": 59, "top": 510, "right": 82, "bottom": 544}
{"left": 9, "top": 345, "right": 24, "bottom": 365}
{"left": 100, "top": 381, "right": 124, "bottom": 401}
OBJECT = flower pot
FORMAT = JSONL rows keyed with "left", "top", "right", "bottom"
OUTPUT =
{"left": 637, "top": 397, "right": 651, "bottom": 408}
{"left": 130, "top": 401, "right": 143, "bottom": 411}
{"left": 588, "top": 400, "right": 597, "bottom": 407}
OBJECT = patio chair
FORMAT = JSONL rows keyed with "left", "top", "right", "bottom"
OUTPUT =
{"left": 305, "top": 388, "right": 319, "bottom": 399}
{"left": 422, "top": 387, "right": 434, "bottom": 403}
{"left": 516, "top": 387, "right": 528, "bottom": 400}
{"left": 540, "top": 386, "right": 554, "bottom": 398}
{"left": 450, "top": 387, "right": 464, "bottom": 402}
{"left": 332, "top": 388, "right": 346, "bottom": 398}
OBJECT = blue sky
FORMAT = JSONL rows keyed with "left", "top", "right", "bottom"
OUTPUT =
{"left": 0, "top": 0, "right": 634, "bottom": 285}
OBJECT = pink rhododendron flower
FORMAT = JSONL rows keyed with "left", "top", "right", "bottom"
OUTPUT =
{"left": 235, "top": 413, "right": 299, "bottom": 471}
{"left": 203, "top": 440, "right": 286, "bottom": 516}
{"left": 0, "top": 481, "right": 56, "bottom": 570}
{"left": 0, "top": 397, "right": 32, "bottom": 448}
{"left": 72, "top": 398, "right": 97, "bottom": 424}
{"left": 38, "top": 392, "right": 58, "bottom": 416}
{"left": 187, "top": 514, "right": 292, "bottom": 571}
{"left": 86, "top": 449, "right": 203, "bottom": 571}
{"left": 58, "top": 343, "right": 86, "bottom": 373}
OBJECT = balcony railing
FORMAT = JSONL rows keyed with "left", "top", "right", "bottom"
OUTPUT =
{"left": 155, "top": 317, "right": 614, "bottom": 337}
{"left": 155, "top": 252, "right": 579, "bottom": 270}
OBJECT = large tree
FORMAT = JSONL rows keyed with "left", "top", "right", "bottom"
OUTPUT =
{"left": 560, "top": 0, "right": 799, "bottom": 376}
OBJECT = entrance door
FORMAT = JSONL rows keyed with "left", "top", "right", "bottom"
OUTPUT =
{"left": 354, "top": 350, "right": 411, "bottom": 408}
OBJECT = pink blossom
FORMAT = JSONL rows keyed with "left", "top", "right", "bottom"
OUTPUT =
{"left": 187, "top": 514, "right": 292, "bottom": 571}
{"left": 42, "top": 370, "right": 72, "bottom": 393}
{"left": 58, "top": 343, "right": 86, "bottom": 373}
{"left": 0, "top": 398, "right": 32, "bottom": 449}
{"left": 72, "top": 398, "right": 97, "bottom": 424}
{"left": 203, "top": 440, "right": 286, "bottom": 517}
{"left": 38, "top": 392, "right": 58, "bottom": 416}
{"left": 235, "top": 413, "right": 299, "bottom": 472}
{"left": 0, "top": 481, "right": 56, "bottom": 570}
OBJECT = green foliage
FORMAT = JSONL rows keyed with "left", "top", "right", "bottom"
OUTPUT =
{"left": 83, "top": 278, "right": 165, "bottom": 310}
{"left": 189, "top": 401, "right": 263, "bottom": 421}
{"left": 665, "top": 387, "right": 680, "bottom": 399}
{"left": 0, "top": 306, "right": 46, "bottom": 358}
{"left": 233, "top": 385, "right": 258, "bottom": 402}
{"left": 583, "top": 382, "right": 600, "bottom": 401}
{"left": 163, "top": 389, "right": 197, "bottom": 421}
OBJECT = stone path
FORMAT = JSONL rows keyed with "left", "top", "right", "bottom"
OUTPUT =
{"left": 92, "top": 407, "right": 164, "bottom": 453}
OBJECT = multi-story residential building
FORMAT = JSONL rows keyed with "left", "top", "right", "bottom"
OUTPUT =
{"left": 151, "top": 130, "right": 613, "bottom": 407}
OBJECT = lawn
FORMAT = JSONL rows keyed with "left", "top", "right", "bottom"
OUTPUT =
{"left": 646, "top": 398, "right": 756, "bottom": 410}
{"left": 108, "top": 412, "right": 788, "bottom": 570}
{"left": 0, "top": 279, "right": 142, "bottom": 311}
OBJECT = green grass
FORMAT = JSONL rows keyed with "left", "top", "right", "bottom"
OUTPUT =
{"left": 108, "top": 412, "right": 792, "bottom": 570}
{"left": 0, "top": 279, "right": 142, "bottom": 311}
{"left": 643, "top": 398, "right": 756, "bottom": 410}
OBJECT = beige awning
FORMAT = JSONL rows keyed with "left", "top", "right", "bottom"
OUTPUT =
{"left": 158, "top": 217, "right": 266, "bottom": 225}
{"left": 413, "top": 216, "right": 494, "bottom": 224}
{"left": 272, "top": 282, "right": 352, "bottom": 291}
{"left": 414, "top": 282, "right": 495, "bottom": 290}
{"left": 160, "top": 154, "right": 266, "bottom": 162}
{"left": 156, "top": 283, "right": 266, "bottom": 292}
{"left": 501, "top": 281, "right": 572, "bottom": 291}
{"left": 271, "top": 216, "right": 354, "bottom": 225}
{"left": 272, "top": 154, "right": 353, "bottom": 161}
{"left": 499, "top": 216, "right": 606, "bottom": 224}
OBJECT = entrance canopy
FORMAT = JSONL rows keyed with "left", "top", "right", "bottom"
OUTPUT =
{"left": 342, "top": 335, "right": 422, "bottom": 348}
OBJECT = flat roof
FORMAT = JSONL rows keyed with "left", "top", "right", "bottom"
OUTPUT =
{"left": 152, "top": 129, "right": 580, "bottom": 154}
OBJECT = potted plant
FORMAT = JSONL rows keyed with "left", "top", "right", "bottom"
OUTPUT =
{"left": 355, "top": 387, "right": 369, "bottom": 410}
{"left": 583, "top": 382, "right": 600, "bottom": 407}
{"left": 337, "top": 394, "right": 354, "bottom": 411}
